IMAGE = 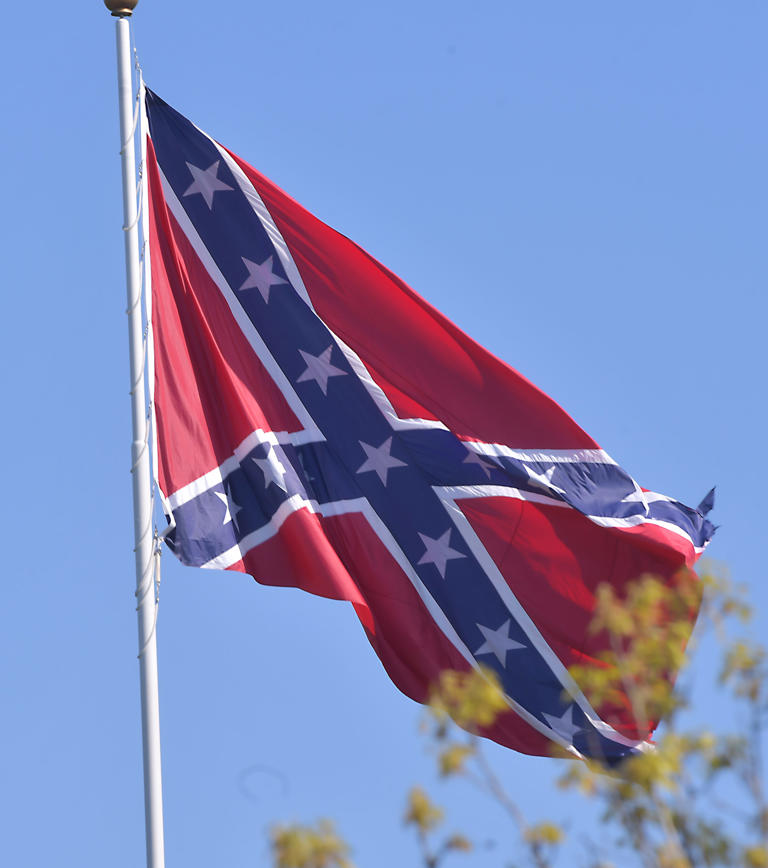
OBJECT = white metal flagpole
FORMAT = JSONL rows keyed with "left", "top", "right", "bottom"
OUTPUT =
{"left": 105, "top": 2, "right": 166, "bottom": 866}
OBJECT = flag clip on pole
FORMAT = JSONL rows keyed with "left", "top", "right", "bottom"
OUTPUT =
{"left": 106, "top": 3, "right": 166, "bottom": 868}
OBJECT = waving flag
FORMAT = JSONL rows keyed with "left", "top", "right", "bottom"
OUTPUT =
{"left": 143, "top": 88, "right": 714, "bottom": 762}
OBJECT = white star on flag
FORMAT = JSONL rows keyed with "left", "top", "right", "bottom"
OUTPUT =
{"left": 524, "top": 463, "right": 565, "bottom": 495}
{"left": 474, "top": 619, "right": 525, "bottom": 666}
{"left": 621, "top": 480, "right": 650, "bottom": 515}
{"left": 542, "top": 705, "right": 582, "bottom": 741}
{"left": 417, "top": 529, "right": 466, "bottom": 578}
{"left": 183, "top": 160, "right": 234, "bottom": 209}
{"left": 296, "top": 346, "right": 348, "bottom": 395}
{"left": 252, "top": 447, "right": 288, "bottom": 492}
{"left": 238, "top": 254, "right": 288, "bottom": 302}
{"left": 214, "top": 489, "right": 242, "bottom": 528}
{"left": 356, "top": 437, "right": 407, "bottom": 485}
{"left": 463, "top": 449, "right": 498, "bottom": 479}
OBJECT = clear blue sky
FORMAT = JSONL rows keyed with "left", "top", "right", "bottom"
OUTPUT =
{"left": 1, "top": 2, "right": 765, "bottom": 866}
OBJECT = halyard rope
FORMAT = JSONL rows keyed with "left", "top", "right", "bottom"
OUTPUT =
{"left": 123, "top": 43, "right": 164, "bottom": 660}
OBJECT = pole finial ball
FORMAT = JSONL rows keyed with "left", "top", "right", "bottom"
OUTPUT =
{"left": 104, "top": 0, "right": 138, "bottom": 16}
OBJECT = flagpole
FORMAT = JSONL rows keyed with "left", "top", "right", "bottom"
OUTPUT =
{"left": 105, "top": 2, "right": 166, "bottom": 867}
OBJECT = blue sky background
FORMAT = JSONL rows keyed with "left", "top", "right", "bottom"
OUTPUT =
{"left": 1, "top": 2, "right": 765, "bottom": 865}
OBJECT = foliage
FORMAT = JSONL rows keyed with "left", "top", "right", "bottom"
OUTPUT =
{"left": 270, "top": 819, "right": 353, "bottom": 868}
{"left": 404, "top": 787, "right": 472, "bottom": 868}
{"left": 269, "top": 565, "right": 768, "bottom": 867}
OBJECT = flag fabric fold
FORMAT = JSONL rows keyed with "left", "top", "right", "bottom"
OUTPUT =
{"left": 143, "top": 87, "right": 714, "bottom": 762}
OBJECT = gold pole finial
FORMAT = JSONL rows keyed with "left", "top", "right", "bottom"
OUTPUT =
{"left": 104, "top": 0, "right": 138, "bottom": 16}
